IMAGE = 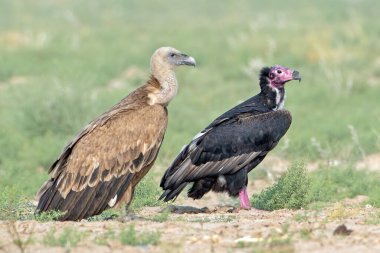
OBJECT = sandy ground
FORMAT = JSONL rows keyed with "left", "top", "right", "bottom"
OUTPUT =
{"left": 2, "top": 155, "right": 380, "bottom": 253}
{"left": 1, "top": 184, "right": 380, "bottom": 253}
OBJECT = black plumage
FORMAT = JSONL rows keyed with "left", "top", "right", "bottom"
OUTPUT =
{"left": 160, "top": 65, "right": 301, "bottom": 209}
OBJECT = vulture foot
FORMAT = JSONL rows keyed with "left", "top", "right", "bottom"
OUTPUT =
{"left": 239, "top": 188, "right": 251, "bottom": 210}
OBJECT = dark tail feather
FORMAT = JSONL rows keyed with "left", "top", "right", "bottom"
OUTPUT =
{"left": 159, "top": 183, "right": 187, "bottom": 202}
{"left": 35, "top": 180, "right": 62, "bottom": 213}
{"left": 187, "top": 178, "right": 215, "bottom": 199}
{"left": 36, "top": 173, "right": 134, "bottom": 221}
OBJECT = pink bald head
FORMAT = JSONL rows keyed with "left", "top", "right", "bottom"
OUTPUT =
{"left": 267, "top": 65, "right": 301, "bottom": 88}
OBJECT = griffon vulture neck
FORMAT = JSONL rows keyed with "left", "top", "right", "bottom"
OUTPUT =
{"left": 148, "top": 63, "right": 178, "bottom": 106}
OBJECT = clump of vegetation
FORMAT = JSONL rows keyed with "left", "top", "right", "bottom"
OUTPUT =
{"left": 34, "top": 210, "right": 66, "bottom": 222}
{"left": 365, "top": 210, "right": 380, "bottom": 225}
{"left": 119, "top": 225, "right": 160, "bottom": 246}
{"left": 252, "top": 161, "right": 380, "bottom": 211}
{"left": 0, "top": 187, "right": 34, "bottom": 220}
{"left": 252, "top": 162, "right": 310, "bottom": 211}
{"left": 88, "top": 208, "right": 124, "bottom": 221}
{"left": 327, "top": 203, "right": 358, "bottom": 221}
{"left": 94, "top": 226, "right": 161, "bottom": 246}
{"left": 293, "top": 212, "right": 309, "bottom": 222}
{"left": 299, "top": 228, "right": 312, "bottom": 240}
{"left": 94, "top": 230, "right": 117, "bottom": 246}
{"left": 149, "top": 208, "right": 170, "bottom": 222}
{"left": 42, "top": 228, "right": 88, "bottom": 249}
{"left": 130, "top": 174, "right": 162, "bottom": 210}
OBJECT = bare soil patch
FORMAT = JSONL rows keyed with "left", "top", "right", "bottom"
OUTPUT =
{"left": 1, "top": 186, "right": 380, "bottom": 253}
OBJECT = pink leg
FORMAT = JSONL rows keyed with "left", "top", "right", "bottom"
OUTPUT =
{"left": 239, "top": 188, "right": 251, "bottom": 210}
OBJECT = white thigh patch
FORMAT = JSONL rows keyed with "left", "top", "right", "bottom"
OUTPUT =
{"left": 108, "top": 194, "right": 118, "bottom": 207}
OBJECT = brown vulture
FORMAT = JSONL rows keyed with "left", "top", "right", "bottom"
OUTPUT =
{"left": 160, "top": 65, "right": 301, "bottom": 209}
{"left": 36, "top": 47, "right": 196, "bottom": 220}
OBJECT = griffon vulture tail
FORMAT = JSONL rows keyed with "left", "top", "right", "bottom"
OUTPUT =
{"left": 36, "top": 47, "right": 196, "bottom": 221}
{"left": 160, "top": 65, "right": 300, "bottom": 209}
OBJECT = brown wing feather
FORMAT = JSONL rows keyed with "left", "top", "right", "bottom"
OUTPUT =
{"left": 58, "top": 105, "right": 167, "bottom": 196}
{"left": 36, "top": 77, "right": 167, "bottom": 221}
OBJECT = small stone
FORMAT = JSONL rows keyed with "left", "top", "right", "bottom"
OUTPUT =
{"left": 211, "top": 235, "right": 219, "bottom": 243}
{"left": 275, "top": 227, "right": 282, "bottom": 234}
{"left": 333, "top": 224, "right": 353, "bottom": 236}
{"left": 234, "top": 236, "right": 263, "bottom": 243}
{"left": 203, "top": 235, "right": 211, "bottom": 241}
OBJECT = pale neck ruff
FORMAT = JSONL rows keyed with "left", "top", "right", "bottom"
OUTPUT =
{"left": 148, "top": 71, "right": 178, "bottom": 106}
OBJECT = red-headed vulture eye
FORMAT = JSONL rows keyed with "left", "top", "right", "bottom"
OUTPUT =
{"left": 277, "top": 70, "right": 282, "bottom": 74}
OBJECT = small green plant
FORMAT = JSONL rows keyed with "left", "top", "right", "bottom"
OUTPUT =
{"left": 12, "top": 236, "right": 35, "bottom": 253}
{"left": 6, "top": 221, "right": 34, "bottom": 253}
{"left": 88, "top": 208, "right": 124, "bottom": 221}
{"left": 327, "top": 203, "right": 358, "bottom": 221}
{"left": 94, "top": 230, "right": 117, "bottom": 245}
{"left": 293, "top": 212, "right": 309, "bottom": 222}
{"left": 252, "top": 162, "right": 310, "bottom": 211}
{"left": 188, "top": 217, "right": 211, "bottom": 223}
{"left": 189, "top": 215, "right": 235, "bottom": 223}
{"left": 42, "top": 228, "right": 88, "bottom": 249}
{"left": 130, "top": 174, "right": 162, "bottom": 210}
{"left": 119, "top": 225, "right": 160, "bottom": 246}
{"left": 306, "top": 201, "right": 330, "bottom": 211}
{"left": 149, "top": 208, "right": 170, "bottom": 222}
{"left": 365, "top": 210, "right": 380, "bottom": 225}
{"left": 213, "top": 215, "right": 235, "bottom": 223}
{"left": 299, "top": 228, "right": 312, "bottom": 240}
{"left": 34, "top": 210, "right": 66, "bottom": 221}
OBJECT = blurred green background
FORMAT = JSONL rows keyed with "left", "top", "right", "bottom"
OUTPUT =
{"left": 0, "top": 0, "right": 379, "bottom": 196}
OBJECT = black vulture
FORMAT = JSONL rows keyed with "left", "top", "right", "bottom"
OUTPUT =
{"left": 160, "top": 65, "right": 300, "bottom": 209}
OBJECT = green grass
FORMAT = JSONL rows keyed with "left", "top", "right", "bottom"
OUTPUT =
{"left": 149, "top": 208, "right": 170, "bottom": 222}
{"left": 252, "top": 162, "right": 380, "bottom": 211}
{"left": 252, "top": 162, "right": 310, "bottom": 211}
{"left": 365, "top": 210, "right": 380, "bottom": 225}
{"left": 42, "top": 227, "right": 89, "bottom": 248}
{"left": 130, "top": 174, "right": 163, "bottom": 210}
{"left": 186, "top": 215, "right": 235, "bottom": 223}
{"left": 0, "top": 187, "right": 34, "bottom": 221}
{"left": 34, "top": 210, "right": 66, "bottom": 222}
{"left": 119, "top": 225, "right": 160, "bottom": 246}
{"left": 299, "top": 228, "right": 312, "bottom": 240}
{"left": 94, "top": 230, "right": 117, "bottom": 246}
{"left": 307, "top": 165, "right": 380, "bottom": 207}
{"left": 88, "top": 208, "right": 124, "bottom": 221}
{"left": 93, "top": 225, "right": 161, "bottom": 246}
{"left": 1, "top": 0, "right": 380, "bottom": 219}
